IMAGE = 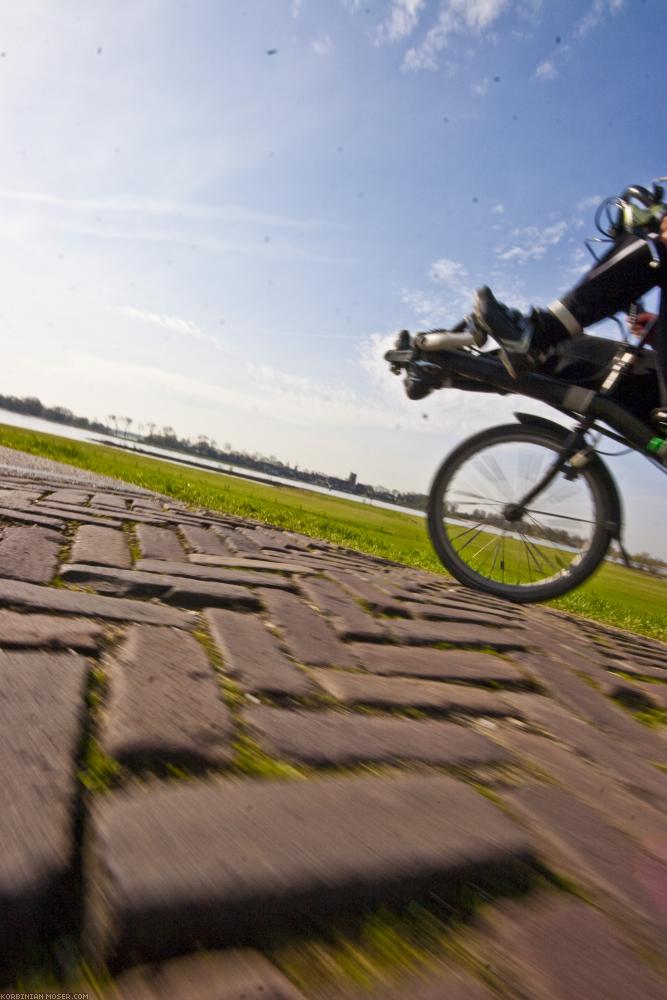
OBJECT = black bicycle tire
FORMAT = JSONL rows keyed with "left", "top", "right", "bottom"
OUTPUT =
{"left": 427, "top": 423, "right": 614, "bottom": 603}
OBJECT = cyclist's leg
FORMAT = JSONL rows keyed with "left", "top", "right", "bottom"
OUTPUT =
{"left": 474, "top": 235, "right": 667, "bottom": 377}
{"left": 546, "top": 234, "right": 667, "bottom": 340}
{"left": 655, "top": 290, "right": 667, "bottom": 407}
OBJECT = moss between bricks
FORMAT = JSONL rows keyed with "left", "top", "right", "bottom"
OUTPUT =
{"left": 269, "top": 862, "right": 560, "bottom": 998}
{"left": 611, "top": 689, "right": 667, "bottom": 728}
{"left": 77, "top": 666, "right": 122, "bottom": 795}
{"left": 122, "top": 522, "right": 141, "bottom": 565}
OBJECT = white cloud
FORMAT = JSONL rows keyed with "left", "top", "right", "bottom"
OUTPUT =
{"left": 113, "top": 306, "right": 224, "bottom": 350}
{"left": 312, "top": 35, "right": 333, "bottom": 56}
{"left": 535, "top": 59, "right": 557, "bottom": 81}
{"left": 561, "top": 244, "right": 590, "bottom": 279}
{"left": 576, "top": 194, "right": 602, "bottom": 213}
{"left": 534, "top": 1, "right": 623, "bottom": 81}
{"left": 403, "top": 0, "right": 511, "bottom": 71}
{"left": 401, "top": 256, "right": 476, "bottom": 327}
{"left": 495, "top": 221, "right": 568, "bottom": 263}
{"left": 376, "top": 0, "right": 427, "bottom": 44}
{"left": 114, "top": 307, "right": 206, "bottom": 339}
{"left": 472, "top": 76, "right": 490, "bottom": 96}
{"left": 516, "top": 0, "right": 543, "bottom": 21}
{"left": 575, "top": 0, "right": 624, "bottom": 40}
{"left": 401, "top": 288, "right": 454, "bottom": 325}
{"left": 492, "top": 203, "right": 505, "bottom": 214}
{"left": 429, "top": 257, "right": 469, "bottom": 286}
{"left": 0, "top": 187, "right": 324, "bottom": 231}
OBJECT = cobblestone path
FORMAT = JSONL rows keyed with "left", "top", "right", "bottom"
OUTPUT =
{"left": 0, "top": 461, "right": 666, "bottom": 998}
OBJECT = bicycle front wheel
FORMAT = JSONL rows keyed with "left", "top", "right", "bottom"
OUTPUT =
{"left": 427, "top": 423, "right": 615, "bottom": 603}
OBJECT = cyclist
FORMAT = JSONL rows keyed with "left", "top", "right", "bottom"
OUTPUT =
{"left": 472, "top": 214, "right": 667, "bottom": 423}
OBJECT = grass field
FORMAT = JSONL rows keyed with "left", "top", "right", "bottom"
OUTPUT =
{"left": 1, "top": 421, "right": 665, "bottom": 641}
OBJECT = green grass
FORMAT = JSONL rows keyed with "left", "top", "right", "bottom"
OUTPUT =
{"left": 1, "top": 421, "right": 666, "bottom": 641}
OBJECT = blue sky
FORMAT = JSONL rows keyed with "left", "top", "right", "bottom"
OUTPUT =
{"left": 1, "top": 0, "right": 666, "bottom": 555}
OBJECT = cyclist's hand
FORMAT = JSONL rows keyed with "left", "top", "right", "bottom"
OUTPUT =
{"left": 628, "top": 310, "right": 658, "bottom": 342}
{"left": 660, "top": 213, "right": 667, "bottom": 247}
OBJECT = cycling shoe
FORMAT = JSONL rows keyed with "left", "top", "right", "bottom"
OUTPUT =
{"left": 404, "top": 359, "right": 442, "bottom": 400}
{"left": 472, "top": 286, "right": 541, "bottom": 378}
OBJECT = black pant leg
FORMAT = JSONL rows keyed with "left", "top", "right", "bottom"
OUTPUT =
{"left": 554, "top": 234, "right": 666, "bottom": 331}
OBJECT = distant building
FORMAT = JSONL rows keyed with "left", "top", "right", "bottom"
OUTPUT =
{"left": 348, "top": 472, "right": 357, "bottom": 487}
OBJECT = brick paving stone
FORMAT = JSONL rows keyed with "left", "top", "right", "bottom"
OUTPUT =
{"left": 59, "top": 563, "right": 261, "bottom": 610}
{"left": 0, "top": 505, "right": 65, "bottom": 528}
{"left": 505, "top": 784, "right": 667, "bottom": 941}
{"left": 180, "top": 524, "right": 230, "bottom": 555}
{"left": 0, "top": 650, "right": 88, "bottom": 962}
{"left": 401, "top": 604, "right": 523, "bottom": 630}
{"left": 390, "top": 619, "right": 527, "bottom": 651}
{"left": 353, "top": 644, "right": 525, "bottom": 685}
{"left": 33, "top": 503, "right": 124, "bottom": 528}
{"left": 338, "top": 969, "right": 499, "bottom": 1000}
{"left": 245, "top": 705, "right": 511, "bottom": 767}
{"left": 607, "top": 651, "right": 667, "bottom": 674}
{"left": 0, "top": 524, "right": 62, "bottom": 583}
{"left": 390, "top": 591, "right": 521, "bottom": 623}
{"left": 0, "top": 609, "right": 104, "bottom": 651}
{"left": 0, "top": 577, "right": 194, "bottom": 627}
{"left": 189, "top": 552, "right": 313, "bottom": 573}
{"left": 36, "top": 500, "right": 168, "bottom": 527}
{"left": 205, "top": 609, "right": 311, "bottom": 697}
{"left": 135, "top": 524, "right": 186, "bottom": 561}
{"left": 493, "top": 728, "right": 667, "bottom": 846}
{"left": 310, "top": 670, "right": 517, "bottom": 717}
{"left": 112, "top": 950, "right": 306, "bottom": 999}
{"left": 137, "top": 558, "right": 297, "bottom": 590}
{"left": 70, "top": 525, "right": 132, "bottom": 568}
{"left": 300, "top": 576, "right": 389, "bottom": 641}
{"left": 325, "top": 570, "right": 409, "bottom": 617}
{"left": 131, "top": 498, "right": 165, "bottom": 513}
{"left": 604, "top": 660, "right": 667, "bottom": 681}
{"left": 85, "top": 773, "right": 535, "bottom": 966}
{"left": 46, "top": 488, "right": 91, "bottom": 504}
{"left": 91, "top": 492, "right": 129, "bottom": 509}
{"left": 511, "top": 633, "right": 667, "bottom": 763}
{"left": 102, "top": 625, "right": 233, "bottom": 769}
{"left": 467, "top": 895, "right": 666, "bottom": 1000}
{"left": 502, "top": 691, "right": 667, "bottom": 807}
{"left": 260, "top": 589, "right": 358, "bottom": 668}
{"left": 0, "top": 488, "right": 42, "bottom": 507}
{"left": 214, "top": 525, "right": 262, "bottom": 554}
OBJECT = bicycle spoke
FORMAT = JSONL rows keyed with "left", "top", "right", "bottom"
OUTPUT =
{"left": 469, "top": 533, "right": 502, "bottom": 567}
{"left": 517, "top": 527, "right": 554, "bottom": 578}
{"left": 524, "top": 513, "right": 572, "bottom": 570}
{"left": 525, "top": 508, "right": 596, "bottom": 526}
{"left": 453, "top": 525, "right": 486, "bottom": 556}
{"left": 449, "top": 521, "right": 485, "bottom": 545}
